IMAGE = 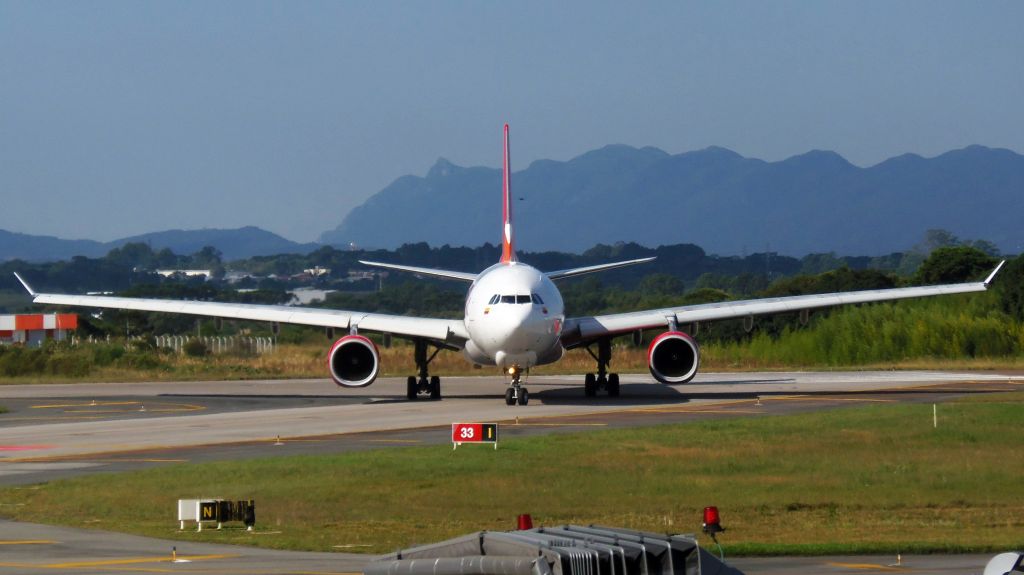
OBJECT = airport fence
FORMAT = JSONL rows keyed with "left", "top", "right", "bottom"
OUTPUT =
{"left": 153, "top": 335, "right": 276, "bottom": 355}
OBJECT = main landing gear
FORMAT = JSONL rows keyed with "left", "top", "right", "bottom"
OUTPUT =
{"left": 406, "top": 340, "right": 442, "bottom": 401}
{"left": 583, "top": 338, "right": 620, "bottom": 398}
{"left": 504, "top": 365, "right": 529, "bottom": 406}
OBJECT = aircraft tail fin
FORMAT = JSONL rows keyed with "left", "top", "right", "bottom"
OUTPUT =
{"left": 500, "top": 123, "right": 517, "bottom": 264}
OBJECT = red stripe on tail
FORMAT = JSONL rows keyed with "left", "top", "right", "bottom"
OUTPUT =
{"left": 500, "top": 123, "right": 516, "bottom": 263}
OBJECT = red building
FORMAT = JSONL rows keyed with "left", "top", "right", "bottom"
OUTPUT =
{"left": 0, "top": 314, "right": 78, "bottom": 347}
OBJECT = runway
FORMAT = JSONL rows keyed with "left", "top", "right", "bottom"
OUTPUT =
{"left": 1, "top": 370, "right": 1022, "bottom": 575}
{"left": 1, "top": 370, "right": 1021, "bottom": 484}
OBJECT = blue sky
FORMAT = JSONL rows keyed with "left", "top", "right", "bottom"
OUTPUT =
{"left": 2, "top": 1, "right": 1022, "bottom": 242}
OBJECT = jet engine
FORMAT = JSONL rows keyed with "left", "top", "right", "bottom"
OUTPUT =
{"left": 328, "top": 335, "right": 380, "bottom": 387}
{"left": 647, "top": 331, "right": 700, "bottom": 384}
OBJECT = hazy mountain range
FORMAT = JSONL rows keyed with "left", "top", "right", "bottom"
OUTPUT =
{"left": 322, "top": 144, "right": 1024, "bottom": 256}
{"left": 3, "top": 145, "right": 1022, "bottom": 262}
{"left": 0, "top": 226, "right": 318, "bottom": 263}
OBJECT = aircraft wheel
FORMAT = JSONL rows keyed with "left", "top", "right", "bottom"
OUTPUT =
{"left": 608, "top": 373, "right": 620, "bottom": 397}
{"left": 406, "top": 376, "right": 417, "bottom": 400}
{"left": 517, "top": 388, "right": 529, "bottom": 406}
{"left": 505, "top": 388, "right": 515, "bottom": 406}
{"left": 584, "top": 373, "right": 596, "bottom": 397}
{"left": 430, "top": 375, "right": 441, "bottom": 400}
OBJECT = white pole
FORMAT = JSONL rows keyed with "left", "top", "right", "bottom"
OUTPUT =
{"left": 933, "top": 404, "right": 937, "bottom": 429}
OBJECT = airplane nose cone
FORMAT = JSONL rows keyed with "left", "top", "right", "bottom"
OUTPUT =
{"left": 498, "top": 306, "right": 531, "bottom": 338}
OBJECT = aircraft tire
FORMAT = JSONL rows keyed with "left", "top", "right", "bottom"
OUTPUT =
{"left": 517, "top": 388, "right": 529, "bottom": 406}
{"left": 584, "top": 373, "right": 596, "bottom": 397}
{"left": 406, "top": 376, "right": 417, "bottom": 400}
{"left": 608, "top": 373, "right": 620, "bottom": 397}
{"left": 430, "top": 376, "right": 441, "bottom": 400}
{"left": 505, "top": 388, "right": 515, "bottom": 406}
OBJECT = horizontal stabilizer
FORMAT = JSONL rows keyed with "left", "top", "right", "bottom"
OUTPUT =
{"left": 546, "top": 257, "right": 656, "bottom": 281}
{"left": 358, "top": 260, "right": 478, "bottom": 282}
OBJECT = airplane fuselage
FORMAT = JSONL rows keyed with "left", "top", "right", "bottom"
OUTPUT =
{"left": 462, "top": 262, "right": 565, "bottom": 369}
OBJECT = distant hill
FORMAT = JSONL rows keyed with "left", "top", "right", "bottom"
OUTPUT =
{"left": 319, "top": 145, "right": 1024, "bottom": 256}
{"left": 0, "top": 226, "right": 319, "bottom": 262}
{"left": 0, "top": 229, "right": 106, "bottom": 262}
{"left": 108, "top": 227, "right": 320, "bottom": 260}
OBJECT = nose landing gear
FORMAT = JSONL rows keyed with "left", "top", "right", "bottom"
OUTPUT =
{"left": 504, "top": 365, "right": 529, "bottom": 406}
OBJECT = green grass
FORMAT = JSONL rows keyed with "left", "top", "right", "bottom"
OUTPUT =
{"left": 1, "top": 393, "right": 1022, "bottom": 555}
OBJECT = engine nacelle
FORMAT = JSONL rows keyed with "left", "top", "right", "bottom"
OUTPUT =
{"left": 328, "top": 335, "right": 380, "bottom": 388}
{"left": 647, "top": 331, "right": 700, "bottom": 384}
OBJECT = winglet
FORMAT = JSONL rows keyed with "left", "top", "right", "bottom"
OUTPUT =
{"left": 499, "top": 123, "right": 517, "bottom": 264}
{"left": 983, "top": 260, "right": 1006, "bottom": 287}
{"left": 13, "top": 272, "right": 38, "bottom": 297}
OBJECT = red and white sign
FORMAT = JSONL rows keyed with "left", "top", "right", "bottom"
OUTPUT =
{"left": 452, "top": 423, "right": 498, "bottom": 449}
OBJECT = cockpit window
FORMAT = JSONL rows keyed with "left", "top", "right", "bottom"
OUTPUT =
{"left": 496, "top": 294, "right": 534, "bottom": 304}
{"left": 488, "top": 294, "right": 500, "bottom": 305}
{"left": 531, "top": 293, "right": 544, "bottom": 305}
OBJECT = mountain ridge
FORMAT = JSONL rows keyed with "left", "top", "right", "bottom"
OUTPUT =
{"left": 320, "top": 144, "right": 1024, "bottom": 256}
{"left": 4, "top": 144, "right": 1022, "bottom": 262}
{"left": 0, "top": 226, "right": 319, "bottom": 263}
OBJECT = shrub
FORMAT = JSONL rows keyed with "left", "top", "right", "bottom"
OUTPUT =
{"left": 46, "top": 354, "right": 92, "bottom": 377}
{"left": 116, "top": 351, "right": 164, "bottom": 370}
{"left": 92, "top": 344, "right": 125, "bottom": 366}
{"left": 182, "top": 339, "right": 209, "bottom": 358}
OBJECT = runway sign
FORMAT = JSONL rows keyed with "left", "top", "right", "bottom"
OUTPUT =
{"left": 452, "top": 423, "right": 498, "bottom": 450}
{"left": 199, "top": 500, "right": 219, "bottom": 521}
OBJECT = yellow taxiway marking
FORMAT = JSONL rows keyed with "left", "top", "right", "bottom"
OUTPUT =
{"left": 367, "top": 439, "right": 423, "bottom": 443}
{"left": 35, "top": 553, "right": 238, "bottom": 569}
{"left": 0, "top": 539, "right": 56, "bottom": 545}
{"left": 928, "top": 387, "right": 1020, "bottom": 392}
{"left": 0, "top": 565, "right": 360, "bottom": 575}
{"left": 31, "top": 401, "right": 141, "bottom": 409}
{"left": 31, "top": 400, "right": 204, "bottom": 410}
{"left": 507, "top": 422, "right": 608, "bottom": 427}
{"left": 827, "top": 562, "right": 915, "bottom": 571}
{"left": 265, "top": 438, "right": 325, "bottom": 443}
{"left": 617, "top": 398, "right": 754, "bottom": 414}
{"left": 623, "top": 402, "right": 759, "bottom": 415}
{"left": 683, "top": 409, "right": 762, "bottom": 414}
{"left": 1, "top": 415, "right": 110, "bottom": 423}
{"left": 89, "top": 458, "right": 188, "bottom": 463}
{"left": 763, "top": 395, "right": 895, "bottom": 403}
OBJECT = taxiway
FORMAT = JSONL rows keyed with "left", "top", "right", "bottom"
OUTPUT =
{"left": 1, "top": 370, "right": 1021, "bottom": 575}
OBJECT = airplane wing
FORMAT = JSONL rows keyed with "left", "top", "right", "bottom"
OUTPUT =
{"left": 358, "top": 261, "right": 478, "bottom": 282}
{"left": 560, "top": 261, "right": 1006, "bottom": 347}
{"left": 13, "top": 273, "right": 469, "bottom": 347}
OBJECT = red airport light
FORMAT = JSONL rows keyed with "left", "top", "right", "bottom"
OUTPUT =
{"left": 702, "top": 506, "right": 724, "bottom": 534}
{"left": 517, "top": 514, "right": 534, "bottom": 530}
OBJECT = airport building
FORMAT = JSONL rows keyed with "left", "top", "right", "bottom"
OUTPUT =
{"left": 0, "top": 313, "right": 78, "bottom": 347}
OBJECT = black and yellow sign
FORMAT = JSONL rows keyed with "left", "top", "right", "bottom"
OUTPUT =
{"left": 199, "top": 500, "right": 219, "bottom": 521}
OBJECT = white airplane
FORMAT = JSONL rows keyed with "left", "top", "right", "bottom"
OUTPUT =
{"left": 14, "top": 125, "right": 1006, "bottom": 406}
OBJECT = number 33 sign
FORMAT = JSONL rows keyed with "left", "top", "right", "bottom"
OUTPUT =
{"left": 452, "top": 423, "right": 498, "bottom": 449}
